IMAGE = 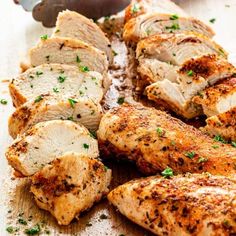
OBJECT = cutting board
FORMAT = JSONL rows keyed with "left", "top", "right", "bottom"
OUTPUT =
{"left": 1, "top": 1, "right": 236, "bottom": 235}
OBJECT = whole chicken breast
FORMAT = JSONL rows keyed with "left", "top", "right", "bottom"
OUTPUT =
{"left": 30, "top": 37, "right": 108, "bottom": 76}
{"left": 125, "top": 0, "right": 187, "bottom": 22}
{"left": 8, "top": 94, "right": 103, "bottom": 139}
{"left": 6, "top": 120, "right": 99, "bottom": 176}
{"left": 108, "top": 173, "right": 236, "bottom": 236}
{"left": 193, "top": 77, "right": 236, "bottom": 117}
{"left": 52, "top": 10, "right": 113, "bottom": 63}
{"left": 123, "top": 13, "right": 214, "bottom": 43}
{"left": 98, "top": 104, "right": 236, "bottom": 175}
{"left": 31, "top": 152, "right": 112, "bottom": 225}
{"left": 203, "top": 107, "right": 236, "bottom": 141}
{"left": 9, "top": 64, "right": 104, "bottom": 107}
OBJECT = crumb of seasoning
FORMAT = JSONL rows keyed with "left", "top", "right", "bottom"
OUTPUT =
{"left": 34, "top": 95, "right": 43, "bottom": 103}
{"left": 0, "top": 99, "right": 7, "bottom": 105}
{"left": 24, "top": 224, "right": 41, "bottom": 235}
{"left": 99, "top": 214, "right": 108, "bottom": 220}
{"left": 36, "top": 71, "right": 43, "bottom": 76}
{"left": 165, "top": 23, "right": 180, "bottom": 31}
{"left": 53, "top": 87, "right": 59, "bottom": 93}
{"left": 119, "top": 234, "right": 125, "bottom": 236}
{"left": 212, "top": 145, "right": 219, "bottom": 149}
{"left": 76, "top": 55, "right": 81, "bottom": 63}
{"left": 40, "top": 34, "right": 48, "bottom": 40}
{"left": 55, "top": 29, "right": 60, "bottom": 33}
{"left": 89, "top": 130, "right": 97, "bottom": 139}
{"left": 117, "top": 97, "right": 125, "bottom": 105}
{"left": 86, "top": 222, "right": 92, "bottom": 227}
{"left": 161, "top": 167, "right": 174, "bottom": 178}
{"left": 209, "top": 18, "right": 216, "bottom": 23}
{"left": 112, "top": 50, "right": 118, "bottom": 56}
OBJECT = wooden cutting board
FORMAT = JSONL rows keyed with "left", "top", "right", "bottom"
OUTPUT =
{"left": 1, "top": 1, "right": 236, "bottom": 235}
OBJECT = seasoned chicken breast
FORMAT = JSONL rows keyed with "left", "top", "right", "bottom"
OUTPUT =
{"left": 9, "top": 64, "right": 104, "bottom": 107}
{"left": 31, "top": 152, "right": 112, "bottom": 225}
{"left": 8, "top": 95, "right": 103, "bottom": 139}
{"left": 98, "top": 104, "right": 236, "bottom": 175}
{"left": 123, "top": 13, "right": 214, "bottom": 43}
{"left": 203, "top": 107, "right": 236, "bottom": 141}
{"left": 30, "top": 37, "right": 108, "bottom": 76}
{"left": 6, "top": 120, "right": 99, "bottom": 176}
{"left": 193, "top": 77, "right": 236, "bottom": 117}
{"left": 108, "top": 173, "right": 236, "bottom": 236}
{"left": 53, "top": 10, "right": 113, "bottom": 63}
{"left": 125, "top": 0, "right": 187, "bottom": 22}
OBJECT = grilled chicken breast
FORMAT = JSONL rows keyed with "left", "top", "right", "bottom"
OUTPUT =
{"left": 203, "top": 107, "right": 236, "bottom": 141}
{"left": 52, "top": 10, "right": 113, "bottom": 63}
{"left": 98, "top": 104, "right": 236, "bottom": 175}
{"left": 108, "top": 173, "right": 236, "bottom": 236}
{"left": 125, "top": 0, "right": 187, "bottom": 23}
{"left": 6, "top": 120, "right": 99, "bottom": 176}
{"left": 31, "top": 152, "right": 111, "bottom": 225}
{"left": 8, "top": 95, "right": 103, "bottom": 139}
{"left": 123, "top": 13, "right": 214, "bottom": 43}
{"left": 193, "top": 77, "right": 236, "bottom": 117}
{"left": 9, "top": 64, "right": 104, "bottom": 107}
{"left": 30, "top": 37, "right": 108, "bottom": 76}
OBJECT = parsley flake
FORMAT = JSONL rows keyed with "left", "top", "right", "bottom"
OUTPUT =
{"left": 68, "top": 98, "right": 78, "bottom": 108}
{"left": 83, "top": 143, "right": 89, "bottom": 149}
{"left": 165, "top": 23, "right": 180, "bottom": 31}
{"left": 40, "top": 34, "right": 48, "bottom": 40}
{"left": 187, "top": 70, "right": 194, "bottom": 76}
{"left": 198, "top": 157, "right": 208, "bottom": 163}
{"left": 185, "top": 151, "right": 195, "bottom": 159}
{"left": 76, "top": 55, "right": 81, "bottom": 63}
{"left": 161, "top": 167, "right": 174, "bottom": 178}
{"left": 214, "top": 135, "right": 227, "bottom": 144}
{"left": 57, "top": 75, "right": 66, "bottom": 83}
{"left": 117, "top": 97, "right": 125, "bottom": 105}
{"left": 24, "top": 224, "right": 41, "bottom": 235}
{"left": 231, "top": 141, "right": 236, "bottom": 148}
{"left": 34, "top": 95, "right": 43, "bottom": 103}
{"left": 156, "top": 127, "right": 164, "bottom": 136}
{"left": 0, "top": 99, "right": 7, "bottom": 105}
{"left": 170, "top": 14, "right": 179, "bottom": 20}
{"left": 80, "top": 66, "right": 90, "bottom": 72}
{"left": 209, "top": 18, "right": 216, "bottom": 24}
{"left": 53, "top": 87, "right": 59, "bottom": 93}
{"left": 131, "top": 3, "right": 140, "bottom": 14}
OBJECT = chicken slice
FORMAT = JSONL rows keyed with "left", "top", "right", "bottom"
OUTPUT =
{"left": 108, "top": 173, "right": 236, "bottom": 236}
{"left": 123, "top": 13, "right": 214, "bottom": 43}
{"left": 125, "top": 0, "right": 187, "bottom": 22}
{"left": 29, "top": 37, "right": 108, "bottom": 76}
{"left": 136, "top": 33, "right": 227, "bottom": 66}
{"left": 52, "top": 10, "right": 113, "bottom": 63}
{"left": 146, "top": 79, "right": 202, "bottom": 119}
{"left": 193, "top": 77, "right": 236, "bottom": 117}
{"left": 9, "top": 64, "right": 104, "bottom": 107}
{"left": 97, "top": 104, "right": 236, "bottom": 176}
{"left": 203, "top": 107, "right": 236, "bottom": 141}
{"left": 8, "top": 95, "right": 103, "bottom": 139}
{"left": 6, "top": 120, "right": 99, "bottom": 176}
{"left": 31, "top": 152, "right": 111, "bottom": 225}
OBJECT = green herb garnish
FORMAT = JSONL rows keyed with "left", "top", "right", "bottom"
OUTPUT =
{"left": 187, "top": 70, "right": 194, "bottom": 76}
{"left": 40, "top": 34, "right": 48, "bottom": 40}
{"left": 198, "top": 157, "right": 208, "bottom": 163}
{"left": 131, "top": 3, "right": 140, "bottom": 14}
{"left": 76, "top": 55, "right": 81, "bottom": 63}
{"left": 57, "top": 75, "right": 66, "bottom": 83}
{"left": 53, "top": 87, "right": 59, "bottom": 93}
{"left": 34, "top": 95, "right": 43, "bottom": 103}
{"left": 0, "top": 99, "right": 7, "bottom": 105}
{"left": 68, "top": 98, "right": 78, "bottom": 108}
{"left": 161, "top": 167, "right": 174, "bottom": 178}
{"left": 117, "top": 97, "right": 125, "bottom": 105}
{"left": 209, "top": 18, "right": 216, "bottom": 23}
{"left": 83, "top": 143, "right": 89, "bottom": 149}
{"left": 36, "top": 71, "right": 43, "bottom": 76}
{"left": 170, "top": 14, "right": 179, "bottom": 20}
{"left": 79, "top": 66, "right": 90, "bottom": 72}
{"left": 185, "top": 151, "right": 195, "bottom": 159}
{"left": 24, "top": 224, "right": 41, "bottom": 235}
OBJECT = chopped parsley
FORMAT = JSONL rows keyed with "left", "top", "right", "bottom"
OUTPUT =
{"left": 0, "top": 99, "right": 7, "bottom": 105}
{"left": 212, "top": 145, "right": 219, "bottom": 149}
{"left": 80, "top": 66, "right": 90, "bottom": 72}
{"left": 34, "top": 95, "right": 43, "bottom": 103}
{"left": 214, "top": 135, "right": 227, "bottom": 144}
{"left": 165, "top": 23, "right": 180, "bottom": 31}
{"left": 36, "top": 71, "right": 43, "bottom": 76}
{"left": 112, "top": 50, "right": 118, "bottom": 56}
{"left": 170, "top": 14, "right": 179, "bottom": 20}
{"left": 117, "top": 97, "right": 125, "bottom": 105}
{"left": 68, "top": 98, "right": 78, "bottom": 108}
{"left": 24, "top": 224, "right": 41, "bottom": 235}
{"left": 18, "top": 218, "right": 27, "bottom": 225}
{"left": 57, "top": 75, "right": 66, "bottom": 83}
{"left": 76, "top": 55, "right": 81, "bottom": 63}
{"left": 40, "top": 34, "right": 48, "bottom": 40}
{"left": 131, "top": 3, "right": 140, "bottom": 14}
{"left": 198, "top": 157, "right": 208, "bottom": 163}
{"left": 209, "top": 18, "right": 216, "bottom": 24}
{"left": 231, "top": 141, "right": 236, "bottom": 148}
{"left": 104, "top": 16, "right": 110, "bottom": 22}
{"left": 185, "top": 151, "right": 195, "bottom": 159}
{"left": 187, "top": 70, "right": 194, "bottom": 76}
{"left": 197, "top": 91, "right": 204, "bottom": 98}
{"left": 83, "top": 143, "right": 89, "bottom": 149}
{"left": 67, "top": 116, "right": 74, "bottom": 121}
{"left": 104, "top": 166, "right": 109, "bottom": 171}
{"left": 161, "top": 167, "right": 174, "bottom": 178}
{"left": 91, "top": 77, "right": 96, "bottom": 81}
{"left": 53, "top": 87, "right": 59, "bottom": 93}
{"left": 156, "top": 127, "right": 163, "bottom": 136}
{"left": 146, "top": 28, "right": 152, "bottom": 36}
{"left": 6, "top": 226, "right": 19, "bottom": 234}
{"left": 55, "top": 29, "right": 60, "bottom": 33}
{"left": 89, "top": 130, "right": 97, "bottom": 139}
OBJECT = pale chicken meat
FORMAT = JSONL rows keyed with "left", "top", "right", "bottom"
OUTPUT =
{"left": 203, "top": 107, "right": 236, "bottom": 141}
{"left": 193, "top": 77, "right": 236, "bottom": 117}
{"left": 108, "top": 173, "right": 236, "bottom": 236}
{"left": 123, "top": 13, "right": 214, "bottom": 43}
{"left": 6, "top": 120, "right": 99, "bottom": 176}
{"left": 29, "top": 37, "right": 108, "bottom": 76}
{"left": 52, "top": 10, "right": 113, "bottom": 63}
{"left": 9, "top": 64, "right": 104, "bottom": 107}
{"left": 146, "top": 54, "right": 235, "bottom": 118}
{"left": 8, "top": 95, "right": 103, "bottom": 139}
{"left": 98, "top": 104, "right": 236, "bottom": 175}
{"left": 125, "top": 0, "right": 187, "bottom": 22}
{"left": 31, "top": 153, "right": 112, "bottom": 225}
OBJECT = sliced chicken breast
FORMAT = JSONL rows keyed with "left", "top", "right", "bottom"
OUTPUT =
{"left": 52, "top": 10, "right": 113, "bottom": 63}
{"left": 29, "top": 37, "right": 108, "bottom": 76}
{"left": 123, "top": 13, "right": 214, "bottom": 43}
{"left": 125, "top": 0, "right": 187, "bottom": 22}
{"left": 6, "top": 120, "right": 99, "bottom": 176}
{"left": 146, "top": 79, "right": 202, "bottom": 119}
{"left": 9, "top": 64, "right": 104, "bottom": 107}
{"left": 136, "top": 33, "right": 227, "bottom": 66}
{"left": 108, "top": 173, "right": 236, "bottom": 236}
{"left": 193, "top": 77, "right": 236, "bottom": 117}
{"left": 8, "top": 95, "right": 103, "bottom": 139}
{"left": 98, "top": 104, "right": 236, "bottom": 176}
{"left": 203, "top": 107, "right": 236, "bottom": 141}
{"left": 31, "top": 152, "right": 111, "bottom": 225}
